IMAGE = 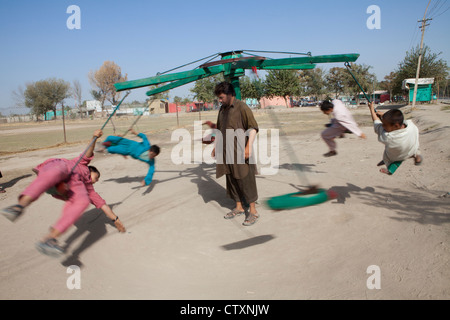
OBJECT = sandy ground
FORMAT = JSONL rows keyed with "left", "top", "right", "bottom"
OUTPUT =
{"left": 0, "top": 103, "right": 449, "bottom": 300}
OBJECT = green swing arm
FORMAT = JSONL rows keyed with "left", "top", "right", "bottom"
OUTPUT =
{"left": 70, "top": 91, "right": 131, "bottom": 173}
{"left": 344, "top": 62, "right": 379, "bottom": 115}
{"left": 344, "top": 62, "right": 371, "bottom": 102}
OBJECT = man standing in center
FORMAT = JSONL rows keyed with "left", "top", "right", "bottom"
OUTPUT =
{"left": 212, "top": 82, "right": 259, "bottom": 226}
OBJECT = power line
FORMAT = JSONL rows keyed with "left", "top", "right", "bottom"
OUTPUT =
{"left": 427, "top": 0, "right": 442, "bottom": 17}
{"left": 431, "top": 4, "right": 450, "bottom": 18}
{"left": 408, "top": 20, "right": 420, "bottom": 50}
{"left": 428, "top": 0, "right": 449, "bottom": 18}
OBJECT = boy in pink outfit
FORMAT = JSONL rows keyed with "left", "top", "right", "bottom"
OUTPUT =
{"left": 320, "top": 99, "right": 366, "bottom": 156}
{"left": 2, "top": 129, "right": 126, "bottom": 257}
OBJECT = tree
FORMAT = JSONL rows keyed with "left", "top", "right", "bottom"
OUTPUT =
{"left": 12, "top": 85, "right": 26, "bottom": 108}
{"left": 379, "top": 71, "right": 397, "bottom": 101}
{"left": 24, "top": 78, "right": 71, "bottom": 120}
{"left": 325, "top": 64, "right": 376, "bottom": 102}
{"left": 11, "top": 85, "right": 31, "bottom": 118}
{"left": 89, "top": 61, "right": 128, "bottom": 116}
{"left": 90, "top": 89, "right": 102, "bottom": 101}
{"left": 190, "top": 74, "right": 224, "bottom": 104}
{"left": 298, "top": 67, "right": 326, "bottom": 98}
{"left": 325, "top": 67, "right": 347, "bottom": 99}
{"left": 72, "top": 79, "right": 83, "bottom": 118}
{"left": 182, "top": 97, "right": 191, "bottom": 105}
{"left": 240, "top": 76, "right": 265, "bottom": 104}
{"left": 344, "top": 63, "right": 377, "bottom": 101}
{"left": 264, "top": 70, "right": 302, "bottom": 107}
{"left": 392, "top": 45, "right": 449, "bottom": 95}
{"left": 173, "top": 96, "right": 182, "bottom": 104}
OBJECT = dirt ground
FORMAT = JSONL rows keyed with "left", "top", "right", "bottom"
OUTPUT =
{"left": 0, "top": 103, "right": 449, "bottom": 300}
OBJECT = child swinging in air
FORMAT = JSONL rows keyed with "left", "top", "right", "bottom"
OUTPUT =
{"left": 101, "top": 129, "right": 160, "bottom": 187}
{"left": 368, "top": 102, "right": 422, "bottom": 175}
{"left": 320, "top": 99, "right": 366, "bottom": 157}
{"left": 2, "top": 129, "right": 126, "bottom": 257}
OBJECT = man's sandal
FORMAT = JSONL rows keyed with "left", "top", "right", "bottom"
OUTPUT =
{"left": 243, "top": 213, "right": 259, "bottom": 226}
{"left": 224, "top": 209, "right": 245, "bottom": 220}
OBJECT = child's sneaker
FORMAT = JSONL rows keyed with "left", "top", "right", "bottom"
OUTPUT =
{"left": 35, "top": 238, "right": 65, "bottom": 258}
{"left": 2, "top": 204, "right": 24, "bottom": 222}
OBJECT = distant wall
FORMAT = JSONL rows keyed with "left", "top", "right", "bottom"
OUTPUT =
{"left": 260, "top": 96, "right": 291, "bottom": 108}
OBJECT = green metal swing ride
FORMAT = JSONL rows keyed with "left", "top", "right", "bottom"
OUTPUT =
{"left": 112, "top": 50, "right": 360, "bottom": 210}
{"left": 113, "top": 49, "right": 360, "bottom": 100}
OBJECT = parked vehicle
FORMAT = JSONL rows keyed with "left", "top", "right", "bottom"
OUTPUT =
{"left": 301, "top": 100, "right": 317, "bottom": 107}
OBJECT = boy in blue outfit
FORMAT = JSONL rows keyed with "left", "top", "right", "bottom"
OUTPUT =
{"left": 102, "top": 129, "right": 160, "bottom": 186}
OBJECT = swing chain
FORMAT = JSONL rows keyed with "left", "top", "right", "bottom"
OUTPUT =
{"left": 344, "top": 62, "right": 372, "bottom": 103}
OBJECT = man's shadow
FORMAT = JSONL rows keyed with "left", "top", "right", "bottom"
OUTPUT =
{"left": 60, "top": 202, "right": 121, "bottom": 268}
{"left": 188, "top": 163, "right": 235, "bottom": 210}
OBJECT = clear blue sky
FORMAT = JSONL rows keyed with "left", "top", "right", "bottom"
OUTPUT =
{"left": 1, "top": 0, "right": 449, "bottom": 115}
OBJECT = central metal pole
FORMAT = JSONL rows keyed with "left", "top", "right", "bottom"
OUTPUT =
{"left": 220, "top": 51, "right": 244, "bottom": 100}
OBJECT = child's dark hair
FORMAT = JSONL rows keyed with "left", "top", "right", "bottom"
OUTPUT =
{"left": 150, "top": 145, "right": 160, "bottom": 155}
{"left": 88, "top": 166, "right": 100, "bottom": 179}
{"left": 214, "top": 82, "right": 236, "bottom": 97}
{"left": 382, "top": 109, "right": 404, "bottom": 126}
{"left": 320, "top": 100, "right": 334, "bottom": 111}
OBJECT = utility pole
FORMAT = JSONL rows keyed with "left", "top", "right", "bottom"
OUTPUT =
{"left": 412, "top": 0, "right": 432, "bottom": 110}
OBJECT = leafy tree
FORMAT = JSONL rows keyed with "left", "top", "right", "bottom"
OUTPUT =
{"left": 344, "top": 63, "right": 377, "bottom": 101}
{"left": 173, "top": 96, "right": 183, "bottom": 105}
{"left": 392, "top": 45, "right": 449, "bottom": 95}
{"left": 24, "top": 78, "right": 71, "bottom": 120}
{"left": 325, "top": 67, "right": 347, "bottom": 99}
{"left": 90, "top": 89, "right": 103, "bottom": 105}
{"left": 182, "top": 97, "right": 191, "bottom": 105}
{"left": 379, "top": 71, "right": 397, "bottom": 101}
{"left": 264, "top": 70, "right": 302, "bottom": 107}
{"left": 240, "top": 75, "right": 265, "bottom": 104}
{"left": 325, "top": 64, "right": 376, "bottom": 102}
{"left": 298, "top": 67, "right": 326, "bottom": 98}
{"left": 190, "top": 74, "right": 224, "bottom": 103}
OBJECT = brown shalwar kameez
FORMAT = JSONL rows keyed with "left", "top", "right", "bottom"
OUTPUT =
{"left": 215, "top": 99, "right": 258, "bottom": 204}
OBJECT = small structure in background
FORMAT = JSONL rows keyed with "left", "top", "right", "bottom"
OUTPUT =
{"left": 402, "top": 78, "right": 435, "bottom": 103}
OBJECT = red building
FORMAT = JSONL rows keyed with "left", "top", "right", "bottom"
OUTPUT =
{"left": 167, "top": 102, "right": 215, "bottom": 113}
